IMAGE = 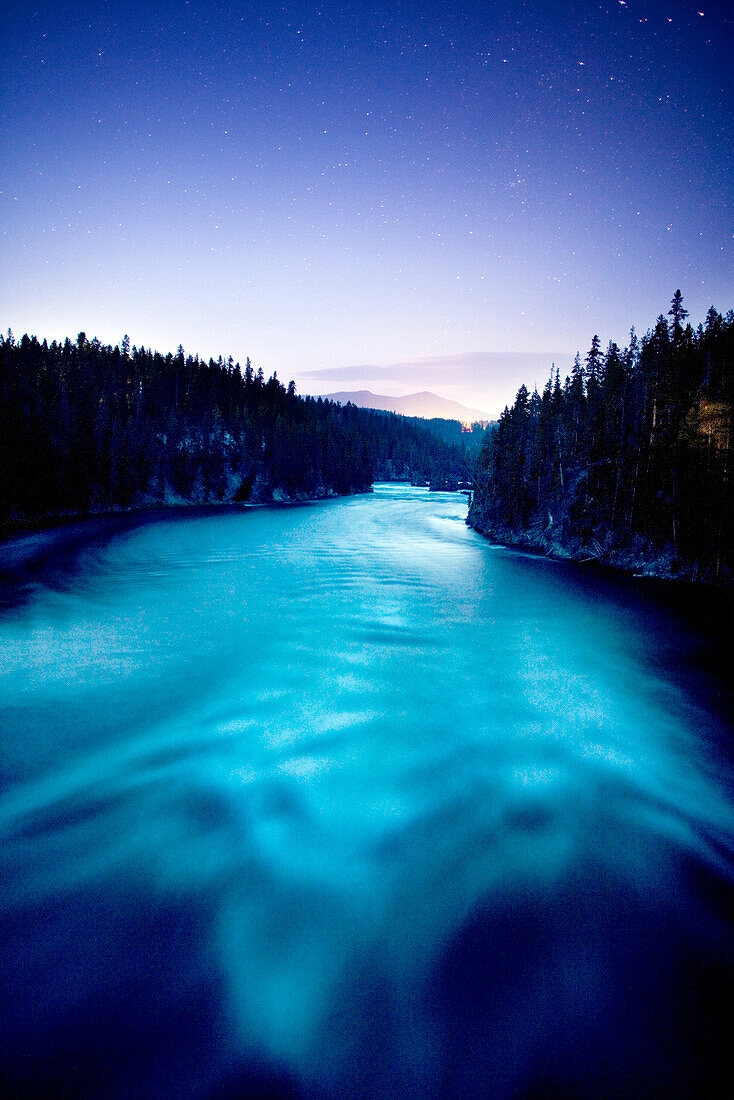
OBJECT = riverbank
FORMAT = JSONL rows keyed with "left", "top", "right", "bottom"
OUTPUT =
{"left": 467, "top": 509, "right": 732, "bottom": 587}
{"left": 0, "top": 481, "right": 373, "bottom": 546}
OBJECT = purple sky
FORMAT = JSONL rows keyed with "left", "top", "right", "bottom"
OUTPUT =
{"left": 2, "top": 0, "right": 732, "bottom": 416}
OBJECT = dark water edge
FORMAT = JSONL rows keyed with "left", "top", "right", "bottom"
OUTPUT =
{"left": 0, "top": 494, "right": 374, "bottom": 613}
{"left": 0, "top": 506, "right": 244, "bottom": 612}
{"left": 2, "top": 487, "right": 734, "bottom": 1099}
{"left": 493, "top": 547, "right": 734, "bottom": 731}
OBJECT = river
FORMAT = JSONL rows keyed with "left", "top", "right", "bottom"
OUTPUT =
{"left": 1, "top": 483, "right": 733, "bottom": 1098}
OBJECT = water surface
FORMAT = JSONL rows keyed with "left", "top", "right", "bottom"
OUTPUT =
{"left": 1, "top": 485, "right": 733, "bottom": 1097}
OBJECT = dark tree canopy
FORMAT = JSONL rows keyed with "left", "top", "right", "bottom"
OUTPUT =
{"left": 469, "top": 295, "right": 734, "bottom": 583}
{"left": 0, "top": 333, "right": 475, "bottom": 532}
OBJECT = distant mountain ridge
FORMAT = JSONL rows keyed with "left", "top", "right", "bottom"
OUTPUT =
{"left": 321, "top": 389, "right": 489, "bottom": 423}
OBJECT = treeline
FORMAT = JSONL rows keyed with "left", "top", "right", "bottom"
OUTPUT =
{"left": 469, "top": 293, "right": 733, "bottom": 583}
{"left": 350, "top": 410, "right": 482, "bottom": 483}
{"left": 402, "top": 415, "right": 489, "bottom": 457}
{"left": 0, "top": 332, "right": 469, "bottom": 530}
{"left": 326, "top": 406, "right": 474, "bottom": 485}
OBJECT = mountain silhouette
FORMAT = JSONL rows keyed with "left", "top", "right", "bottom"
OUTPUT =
{"left": 321, "top": 389, "right": 489, "bottom": 423}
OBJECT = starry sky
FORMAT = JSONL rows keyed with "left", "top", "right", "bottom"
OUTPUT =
{"left": 2, "top": 0, "right": 732, "bottom": 416}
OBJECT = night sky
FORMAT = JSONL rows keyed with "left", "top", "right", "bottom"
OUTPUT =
{"left": 2, "top": 0, "right": 732, "bottom": 415}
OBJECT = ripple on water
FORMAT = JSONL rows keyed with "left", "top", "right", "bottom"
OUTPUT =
{"left": 1, "top": 489, "right": 733, "bottom": 1098}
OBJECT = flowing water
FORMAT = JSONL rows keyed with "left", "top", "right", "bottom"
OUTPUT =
{"left": 1, "top": 484, "right": 733, "bottom": 1098}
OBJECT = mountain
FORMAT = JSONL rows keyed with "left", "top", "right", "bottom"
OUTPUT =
{"left": 320, "top": 389, "right": 489, "bottom": 423}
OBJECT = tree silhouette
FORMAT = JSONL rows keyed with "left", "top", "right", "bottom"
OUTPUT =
{"left": 469, "top": 295, "right": 734, "bottom": 583}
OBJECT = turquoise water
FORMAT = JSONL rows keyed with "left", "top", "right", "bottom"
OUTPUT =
{"left": 1, "top": 484, "right": 733, "bottom": 1097}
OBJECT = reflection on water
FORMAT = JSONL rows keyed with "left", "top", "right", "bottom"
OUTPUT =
{"left": 1, "top": 484, "right": 733, "bottom": 1097}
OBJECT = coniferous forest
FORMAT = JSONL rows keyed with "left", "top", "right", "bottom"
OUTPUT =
{"left": 3, "top": 296, "right": 732, "bottom": 585}
{"left": 0, "top": 331, "right": 473, "bottom": 533}
{"left": 469, "top": 294, "right": 734, "bottom": 583}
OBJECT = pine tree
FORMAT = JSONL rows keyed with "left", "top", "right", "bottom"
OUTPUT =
{"left": 668, "top": 289, "right": 689, "bottom": 340}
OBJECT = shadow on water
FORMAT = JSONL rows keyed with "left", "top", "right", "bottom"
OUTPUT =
{"left": 1, "top": 487, "right": 734, "bottom": 1098}
{"left": 500, "top": 548, "right": 734, "bottom": 735}
{"left": 0, "top": 505, "right": 254, "bottom": 612}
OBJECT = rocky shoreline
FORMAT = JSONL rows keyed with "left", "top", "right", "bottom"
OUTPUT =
{"left": 467, "top": 504, "right": 731, "bottom": 587}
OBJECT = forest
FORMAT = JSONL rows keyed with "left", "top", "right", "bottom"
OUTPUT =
{"left": 469, "top": 293, "right": 734, "bottom": 583}
{"left": 0, "top": 332, "right": 473, "bottom": 533}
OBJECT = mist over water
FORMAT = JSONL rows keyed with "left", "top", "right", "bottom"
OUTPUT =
{"left": 1, "top": 485, "right": 733, "bottom": 1098}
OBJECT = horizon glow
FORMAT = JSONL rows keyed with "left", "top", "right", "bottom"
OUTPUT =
{"left": 1, "top": 0, "right": 732, "bottom": 417}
